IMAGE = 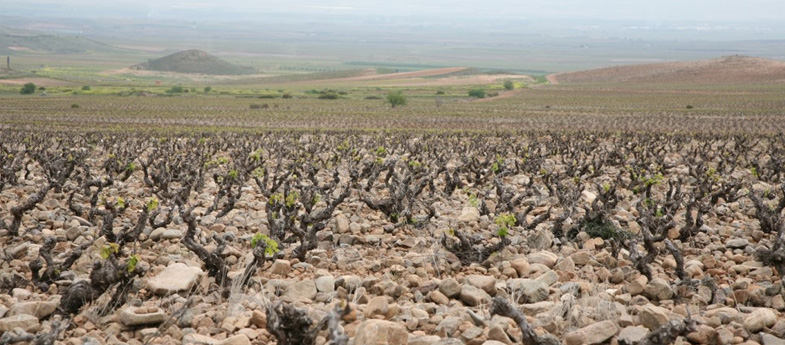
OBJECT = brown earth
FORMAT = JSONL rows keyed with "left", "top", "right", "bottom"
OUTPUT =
{"left": 551, "top": 55, "right": 785, "bottom": 84}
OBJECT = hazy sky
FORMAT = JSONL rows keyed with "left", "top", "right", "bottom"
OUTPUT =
{"left": 2, "top": 0, "right": 784, "bottom": 22}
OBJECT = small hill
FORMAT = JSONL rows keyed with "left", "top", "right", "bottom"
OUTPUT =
{"left": 131, "top": 50, "right": 255, "bottom": 75}
{"left": 551, "top": 55, "right": 785, "bottom": 84}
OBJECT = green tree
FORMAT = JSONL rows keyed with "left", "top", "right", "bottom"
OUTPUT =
{"left": 20, "top": 82, "right": 36, "bottom": 95}
{"left": 468, "top": 88, "right": 485, "bottom": 98}
{"left": 386, "top": 90, "right": 407, "bottom": 108}
{"left": 204, "top": 86, "right": 212, "bottom": 94}
{"left": 503, "top": 80, "right": 514, "bottom": 90}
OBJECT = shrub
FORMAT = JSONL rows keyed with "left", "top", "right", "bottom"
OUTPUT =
{"left": 282, "top": 93, "right": 293, "bottom": 99}
{"left": 250, "top": 103, "right": 268, "bottom": 109}
{"left": 686, "top": 105, "right": 694, "bottom": 109}
{"left": 71, "top": 104, "right": 79, "bottom": 109}
{"left": 82, "top": 85, "right": 91, "bottom": 91}
{"left": 386, "top": 91, "right": 407, "bottom": 108}
{"left": 487, "top": 91, "right": 499, "bottom": 98}
{"left": 435, "top": 90, "right": 445, "bottom": 95}
{"left": 468, "top": 88, "right": 485, "bottom": 98}
{"left": 20, "top": 83, "right": 36, "bottom": 95}
{"left": 166, "top": 85, "right": 184, "bottom": 94}
{"left": 318, "top": 92, "right": 340, "bottom": 100}
{"left": 504, "top": 80, "right": 514, "bottom": 90}
{"left": 204, "top": 86, "right": 212, "bottom": 93}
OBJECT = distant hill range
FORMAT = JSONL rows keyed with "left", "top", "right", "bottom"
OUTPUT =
{"left": 130, "top": 50, "right": 255, "bottom": 75}
{"left": 551, "top": 55, "right": 785, "bottom": 84}
{"left": 0, "top": 27, "right": 120, "bottom": 55}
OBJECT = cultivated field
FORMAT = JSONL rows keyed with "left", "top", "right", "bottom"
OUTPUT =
{"left": 1, "top": 56, "right": 785, "bottom": 345}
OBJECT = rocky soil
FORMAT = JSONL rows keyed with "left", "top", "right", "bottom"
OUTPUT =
{"left": 0, "top": 132, "right": 784, "bottom": 345}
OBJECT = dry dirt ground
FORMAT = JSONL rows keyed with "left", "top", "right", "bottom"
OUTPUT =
{"left": 549, "top": 55, "right": 785, "bottom": 84}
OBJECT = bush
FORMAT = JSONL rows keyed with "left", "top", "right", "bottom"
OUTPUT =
{"left": 282, "top": 93, "right": 293, "bottom": 99}
{"left": 386, "top": 91, "right": 407, "bottom": 108}
{"left": 82, "top": 85, "right": 91, "bottom": 91}
{"left": 166, "top": 85, "right": 184, "bottom": 94}
{"left": 20, "top": 83, "right": 36, "bottom": 95}
{"left": 686, "top": 105, "right": 694, "bottom": 109}
{"left": 318, "top": 92, "right": 340, "bottom": 100}
{"left": 250, "top": 103, "right": 268, "bottom": 109}
{"left": 204, "top": 86, "right": 212, "bottom": 94}
{"left": 503, "top": 80, "right": 514, "bottom": 90}
{"left": 435, "top": 90, "right": 445, "bottom": 95}
{"left": 468, "top": 88, "right": 485, "bottom": 98}
{"left": 487, "top": 91, "right": 499, "bottom": 98}
{"left": 71, "top": 104, "right": 80, "bottom": 109}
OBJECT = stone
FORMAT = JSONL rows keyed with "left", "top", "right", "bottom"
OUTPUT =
{"left": 218, "top": 335, "right": 251, "bottom": 345}
{"left": 439, "top": 278, "right": 462, "bottom": 298}
{"left": 704, "top": 307, "right": 743, "bottom": 324}
{"left": 270, "top": 260, "right": 292, "bottom": 275}
{"left": 466, "top": 275, "right": 496, "bottom": 295}
{"left": 644, "top": 278, "right": 674, "bottom": 301}
{"left": 149, "top": 228, "right": 166, "bottom": 241}
{"left": 315, "top": 275, "right": 335, "bottom": 293}
{"left": 488, "top": 324, "right": 514, "bottom": 345}
{"left": 284, "top": 279, "right": 317, "bottom": 302}
{"left": 460, "top": 285, "right": 492, "bottom": 306}
{"left": 365, "top": 296, "right": 398, "bottom": 319}
{"left": 250, "top": 310, "right": 265, "bottom": 328}
{"left": 147, "top": 262, "right": 203, "bottom": 295}
{"left": 618, "top": 326, "right": 648, "bottom": 345}
{"left": 521, "top": 301, "right": 555, "bottom": 315}
{"left": 0, "top": 314, "right": 40, "bottom": 333}
{"left": 726, "top": 238, "right": 749, "bottom": 249}
{"left": 564, "top": 320, "right": 618, "bottom": 345}
{"left": 581, "top": 190, "right": 597, "bottom": 204}
{"left": 335, "top": 214, "right": 350, "bottom": 233}
{"left": 460, "top": 326, "right": 484, "bottom": 343}
{"left": 183, "top": 333, "right": 219, "bottom": 344}
{"left": 409, "top": 335, "right": 442, "bottom": 345}
{"left": 535, "top": 270, "right": 559, "bottom": 286}
{"left": 762, "top": 333, "right": 785, "bottom": 345}
{"left": 435, "top": 316, "right": 461, "bottom": 337}
{"left": 528, "top": 231, "right": 553, "bottom": 250}
{"left": 66, "top": 226, "right": 82, "bottom": 240}
{"left": 510, "top": 259, "right": 530, "bottom": 277}
{"left": 161, "top": 229, "right": 183, "bottom": 240}
{"left": 555, "top": 257, "right": 576, "bottom": 272}
{"left": 354, "top": 319, "right": 408, "bottom": 345}
{"left": 429, "top": 290, "right": 450, "bottom": 305}
{"left": 119, "top": 307, "right": 166, "bottom": 327}
{"left": 639, "top": 304, "right": 673, "bottom": 330}
{"left": 8, "top": 300, "right": 58, "bottom": 319}
{"left": 570, "top": 251, "right": 592, "bottom": 266}
{"left": 509, "top": 279, "right": 549, "bottom": 303}
{"left": 434, "top": 340, "right": 463, "bottom": 345}
{"left": 686, "top": 324, "right": 718, "bottom": 345}
{"left": 744, "top": 308, "right": 777, "bottom": 333}
{"left": 483, "top": 342, "right": 508, "bottom": 345}
{"left": 526, "top": 251, "right": 558, "bottom": 268}
{"left": 458, "top": 207, "right": 480, "bottom": 223}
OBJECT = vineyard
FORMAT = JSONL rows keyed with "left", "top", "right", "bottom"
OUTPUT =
{"left": 0, "top": 124, "right": 784, "bottom": 345}
{"left": 2, "top": 52, "right": 785, "bottom": 345}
